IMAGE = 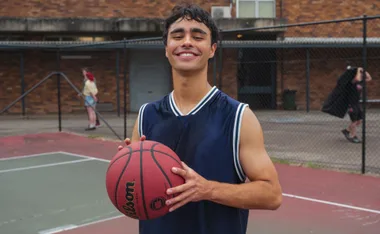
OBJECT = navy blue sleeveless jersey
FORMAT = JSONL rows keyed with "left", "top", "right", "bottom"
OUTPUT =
{"left": 137, "top": 86, "right": 249, "bottom": 234}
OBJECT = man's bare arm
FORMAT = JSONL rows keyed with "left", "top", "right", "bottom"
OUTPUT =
{"left": 131, "top": 116, "right": 141, "bottom": 142}
{"left": 117, "top": 116, "right": 144, "bottom": 150}
{"left": 207, "top": 107, "right": 282, "bottom": 210}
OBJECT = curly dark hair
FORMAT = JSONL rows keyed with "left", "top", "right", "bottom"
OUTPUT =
{"left": 162, "top": 3, "right": 220, "bottom": 46}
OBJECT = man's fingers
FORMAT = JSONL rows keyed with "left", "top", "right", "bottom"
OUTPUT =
{"left": 168, "top": 194, "right": 193, "bottom": 212}
{"left": 124, "top": 138, "right": 131, "bottom": 144}
{"left": 166, "top": 188, "right": 194, "bottom": 211}
{"left": 171, "top": 166, "right": 187, "bottom": 178}
{"left": 166, "top": 182, "right": 192, "bottom": 195}
{"left": 181, "top": 161, "right": 192, "bottom": 170}
{"left": 119, "top": 136, "right": 146, "bottom": 151}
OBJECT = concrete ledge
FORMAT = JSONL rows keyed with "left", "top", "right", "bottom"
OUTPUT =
{"left": 0, "top": 17, "right": 287, "bottom": 33}
{"left": 116, "top": 18, "right": 164, "bottom": 32}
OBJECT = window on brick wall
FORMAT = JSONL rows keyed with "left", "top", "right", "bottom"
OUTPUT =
{"left": 237, "top": 0, "right": 275, "bottom": 18}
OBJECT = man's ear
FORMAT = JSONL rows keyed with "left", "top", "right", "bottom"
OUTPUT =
{"left": 209, "top": 43, "right": 217, "bottom": 59}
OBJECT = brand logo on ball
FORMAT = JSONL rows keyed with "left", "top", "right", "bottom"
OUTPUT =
{"left": 150, "top": 197, "right": 166, "bottom": 211}
{"left": 122, "top": 181, "right": 138, "bottom": 218}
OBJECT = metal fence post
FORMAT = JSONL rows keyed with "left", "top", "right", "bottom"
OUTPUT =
{"left": 123, "top": 38, "right": 127, "bottom": 140}
{"left": 306, "top": 48, "right": 310, "bottom": 113}
{"left": 218, "top": 32, "right": 223, "bottom": 90}
{"left": 20, "top": 52, "right": 26, "bottom": 116}
{"left": 56, "top": 48, "right": 62, "bottom": 132}
{"left": 361, "top": 15, "right": 368, "bottom": 174}
{"left": 116, "top": 50, "right": 120, "bottom": 117}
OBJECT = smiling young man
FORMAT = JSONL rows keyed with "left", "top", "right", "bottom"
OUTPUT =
{"left": 118, "top": 3, "right": 282, "bottom": 234}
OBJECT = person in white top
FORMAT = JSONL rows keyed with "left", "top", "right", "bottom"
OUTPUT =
{"left": 81, "top": 68, "right": 98, "bottom": 130}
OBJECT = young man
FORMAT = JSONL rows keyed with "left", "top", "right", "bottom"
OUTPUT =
{"left": 322, "top": 66, "right": 372, "bottom": 143}
{"left": 118, "top": 3, "right": 282, "bottom": 234}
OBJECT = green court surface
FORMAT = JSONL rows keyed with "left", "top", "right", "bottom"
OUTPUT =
{"left": 0, "top": 152, "right": 120, "bottom": 234}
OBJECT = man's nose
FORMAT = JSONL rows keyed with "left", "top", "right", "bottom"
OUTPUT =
{"left": 182, "top": 35, "right": 193, "bottom": 47}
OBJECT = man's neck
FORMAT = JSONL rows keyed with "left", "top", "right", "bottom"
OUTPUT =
{"left": 172, "top": 68, "right": 212, "bottom": 115}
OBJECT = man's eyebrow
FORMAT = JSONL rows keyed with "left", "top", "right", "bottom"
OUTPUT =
{"left": 169, "top": 28, "right": 207, "bottom": 34}
{"left": 191, "top": 28, "right": 207, "bottom": 34}
{"left": 170, "top": 28, "right": 185, "bottom": 34}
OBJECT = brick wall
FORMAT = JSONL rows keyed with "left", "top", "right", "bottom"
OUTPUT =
{"left": 1, "top": 0, "right": 380, "bottom": 114}
{"left": 0, "top": 53, "right": 23, "bottom": 113}
{"left": 0, "top": 0, "right": 231, "bottom": 18}
{"left": 281, "top": 0, "right": 380, "bottom": 37}
{"left": 1, "top": 48, "right": 237, "bottom": 114}
{"left": 215, "top": 49, "right": 238, "bottom": 99}
{"left": 0, "top": 50, "right": 127, "bottom": 114}
{"left": 1, "top": 0, "right": 379, "bottom": 37}
{"left": 4, "top": 46, "right": 378, "bottom": 114}
{"left": 282, "top": 0, "right": 379, "bottom": 23}
{"left": 276, "top": 48, "right": 380, "bottom": 110}
{"left": 2, "top": 0, "right": 377, "bottom": 21}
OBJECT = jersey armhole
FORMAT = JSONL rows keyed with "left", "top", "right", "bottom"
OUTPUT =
{"left": 233, "top": 103, "right": 249, "bottom": 182}
{"left": 137, "top": 103, "right": 148, "bottom": 137}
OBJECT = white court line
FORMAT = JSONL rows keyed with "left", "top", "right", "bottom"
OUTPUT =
{"left": 283, "top": 193, "right": 380, "bottom": 214}
{"left": 39, "top": 225, "right": 78, "bottom": 234}
{"left": 50, "top": 192, "right": 380, "bottom": 234}
{"left": 57, "top": 151, "right": 380, "bottom": 215}
{"left": 49, "top": 215, "right": 124, "bottom": 234}
{"left": 58, "top": 151, "right": 111, "bottom": 163}
{"left": 0, "top": 151, "right": 62, "bottom": 161}
{"left": 35, "top": 151, "right": 380, "bottom": 234}
{"left": 0, "top": 158, "right": 93, "bottom": 173}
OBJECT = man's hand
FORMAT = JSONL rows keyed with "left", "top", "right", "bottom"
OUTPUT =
{"left": 117, "top": 135, "right": 146, "bottom": 151}
{"left": 165, "top": 162, "right": 212, "bottom": 212}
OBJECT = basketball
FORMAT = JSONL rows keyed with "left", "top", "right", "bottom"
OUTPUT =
{"left": 105, "top": 140, "right": 185, "bottom": 220}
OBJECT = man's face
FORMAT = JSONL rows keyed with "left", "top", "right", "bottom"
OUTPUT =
{"left": 165, "top": 18, "right": 217, "bottom": 73}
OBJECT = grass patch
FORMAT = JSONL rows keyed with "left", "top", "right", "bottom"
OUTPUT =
{"left": 303, "top": 161, "right": 323, "bottom": 169}
{"left": 271, "top": 158, "right": 292, "bottom": 165}
{"left": 87, "top": 134, "right": 104, "bottom": 139}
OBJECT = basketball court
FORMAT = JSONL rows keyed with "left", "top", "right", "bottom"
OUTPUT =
{"left": 0, "top": 132, "right": 379, "bottom": 234}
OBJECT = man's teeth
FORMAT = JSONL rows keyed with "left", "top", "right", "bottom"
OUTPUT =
{"left": 179, "top": 53, "right": 195, "bottom": 57}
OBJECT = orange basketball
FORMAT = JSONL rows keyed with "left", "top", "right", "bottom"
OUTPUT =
{"left": 105, "top": 140, "right": 184, "bottom": 220}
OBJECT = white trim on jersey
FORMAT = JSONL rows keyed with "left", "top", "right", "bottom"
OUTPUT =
{"left": 169, "top": 86, "right": 219, "bottom": 116}
{"left": 138, "top": 103, "right": 148, "bottom": 137}
{"left": 233, "top": 103, "right": 249, "bottom": 182}
{"left": 169, "top": 93, "right": 182, "bottom": 116}
{"left": 190, "top": 87, "right": 219, "bottom": 115}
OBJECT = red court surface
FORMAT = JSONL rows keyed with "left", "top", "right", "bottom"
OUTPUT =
{"left": 1, "top": 132, "right": 379, "bottom": 234}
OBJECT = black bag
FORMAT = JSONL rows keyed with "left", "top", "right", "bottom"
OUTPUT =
{"left": 321, "top": 67, "right": 357, "bottom": 118}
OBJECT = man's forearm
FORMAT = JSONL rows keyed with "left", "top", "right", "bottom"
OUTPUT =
{"left": 207, "top": 180, "right": 282, "bottom": 210}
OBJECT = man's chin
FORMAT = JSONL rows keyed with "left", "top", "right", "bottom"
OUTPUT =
{"left": 173, "top": 66, "right": 201, "bottom": 74}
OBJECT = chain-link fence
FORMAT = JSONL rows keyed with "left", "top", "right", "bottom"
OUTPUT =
{"left": 0, "top": 16, "right": 379, "bottom": 174}
{"left": 218, "top": 16, "right": 380, "bottom": 174}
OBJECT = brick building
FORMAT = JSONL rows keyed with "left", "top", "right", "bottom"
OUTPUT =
{"left": 0, "top": 0, "right": 379, "bottom": 114}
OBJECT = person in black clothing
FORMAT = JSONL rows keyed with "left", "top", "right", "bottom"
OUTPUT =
{"left": 322, "top": 66, "right": 372, "bottom": 143}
